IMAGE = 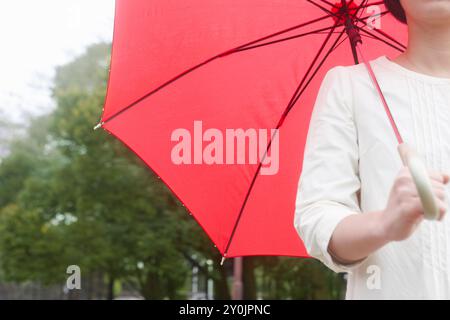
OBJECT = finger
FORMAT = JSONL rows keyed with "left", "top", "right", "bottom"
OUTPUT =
{"left": 437, "top": 199, "right": 448, "bottom": 221}
{"left": 432, "top": 188, "right": 447, "bottom": 201}
{"left": 432, "top": 181, "right": 447, "bottom": 193}
{"left": 429, "top": 171, "right": 450, "bottom": 184}
{"left": 413, "top": 199, "right": 446, "bottom": 221}
{"left": 397, "top": 184, "right": 421, "bottom": 199}
{"left": 406, "top": 197, "right": 425, "bottom": 216}
{"left": 444, "top": 173, "right": 450, "bottom": 185}
{"left": 413, "top": 213, "right": 424, "bottom": 227}
{"left": 403, "top": 180, "right": 447, "bottom": 201}
{"left": 431, "top": 180, "right": 447, "bottom": 190}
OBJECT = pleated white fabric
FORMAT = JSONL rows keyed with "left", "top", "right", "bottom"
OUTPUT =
{"left": 294, "top": 56, "right": 450, "bottom": 299}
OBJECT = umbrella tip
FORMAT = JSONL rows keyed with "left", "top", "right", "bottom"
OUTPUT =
{"left": 93, "top": 122, "right": 104, "bottom": 131}
{"left": 220, "top": 256, "right": 226, "bottom": 266}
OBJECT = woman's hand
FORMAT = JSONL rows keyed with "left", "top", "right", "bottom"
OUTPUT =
{"left": 380, "top": 167, "right": 450, "bottom": 242}
{"left": 327, "top": 167, "right": 449, "bottom": 265}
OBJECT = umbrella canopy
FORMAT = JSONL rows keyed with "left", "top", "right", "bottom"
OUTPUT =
{"left": 97, "top": 0, "right": 407, "bottom": 259}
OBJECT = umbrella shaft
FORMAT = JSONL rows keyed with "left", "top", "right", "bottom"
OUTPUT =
{"left": 341, "top": 0, "right": 362, "bottom": 64}
{"left": 232, "top": 257, "right": 243, "bottom": 300}
{"left": 339, "top": 0, "right": 403, "bottom": 144}
{"left": 357, "top": 44, "right": 404, "bottom": 145}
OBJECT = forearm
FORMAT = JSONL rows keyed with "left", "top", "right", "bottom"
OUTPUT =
{"left": 327, "top": 210, "right": 389, "bottom": 264}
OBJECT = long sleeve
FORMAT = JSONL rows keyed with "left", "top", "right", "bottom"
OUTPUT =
{"left": 294, "top": 66, "right": 365, "bottom": 273}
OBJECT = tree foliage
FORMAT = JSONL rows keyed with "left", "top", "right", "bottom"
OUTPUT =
{"left": 0, "top": 43, "right": 344, "bottom": 299}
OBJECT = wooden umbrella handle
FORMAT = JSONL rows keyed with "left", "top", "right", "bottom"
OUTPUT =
{"left": 397, "top": 143, "right": 440, "bottom": 220}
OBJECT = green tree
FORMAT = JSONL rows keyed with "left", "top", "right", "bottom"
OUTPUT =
{"left": 0, "top": 44, "right": 194, "bottom": 299}
{"left": 0, "top": 42, "right": 345, "bottom": 300}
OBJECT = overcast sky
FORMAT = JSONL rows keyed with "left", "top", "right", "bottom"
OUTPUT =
{"left": 0, "top": 0, "right": 115, "bottom": 123}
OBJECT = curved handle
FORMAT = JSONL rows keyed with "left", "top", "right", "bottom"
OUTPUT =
{"left": 398, "top": 143, "right": 440, "bottom": 220}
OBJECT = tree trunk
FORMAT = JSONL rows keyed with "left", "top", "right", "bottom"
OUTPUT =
{"left": 141, "top": 272, "right": 164, "bottom": 299}
{"left": 107, "top": 275, "right": 115, "bottom": 300}
{"left": 213, "top": 259, "right": 231, "bottom": 300}
{"left": 243, "top": 257, "right": 256, "bottom": 299}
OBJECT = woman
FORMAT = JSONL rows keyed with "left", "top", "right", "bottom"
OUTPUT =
{"left": 294, "top": 0, "right": 450, "bottom": 299}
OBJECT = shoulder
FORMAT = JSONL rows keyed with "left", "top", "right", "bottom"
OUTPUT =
{"left": 318, "top": 56, "right": 387, "bottom": 105}
{"left": 323, "top": 55, "right": 387, "bottom": 84}
{"left": 313, "top": 60, "right": 371, "bottom": 116}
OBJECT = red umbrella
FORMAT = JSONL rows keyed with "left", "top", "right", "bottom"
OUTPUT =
{"left": 95, "top": 0, "right": 409, "bottom": 261}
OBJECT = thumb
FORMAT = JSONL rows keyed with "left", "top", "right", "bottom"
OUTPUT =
{"left": 443, "top": 172, "right": 450, "bottom": 185}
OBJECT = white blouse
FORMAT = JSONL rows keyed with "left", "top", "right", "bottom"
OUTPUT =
{"left": 294, "top": 56, "right": 450, "bottom": 299}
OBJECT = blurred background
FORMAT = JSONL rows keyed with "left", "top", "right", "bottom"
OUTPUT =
{"left": 0, "top": 0, "right": 344, "bottom": 299}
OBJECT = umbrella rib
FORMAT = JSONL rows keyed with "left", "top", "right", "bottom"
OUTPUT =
{"left": 278, "top": 27, "right": 343, "bottom": 126}
{"left": 220, "top": 15, "right": 332, "bottom": 54}
{"left": 360, "top": 0, "right": 385, "bottom": 9}
{"left": 359, "top": 11, "right": 389, "bottom": 20}
{"left": 319, "top": 0, "right": 339, "bottom": 8}
{"left": 234, "top": 24, "right": 343, "bottom": 53}
{"left": 356, "top": 11, "right": 390, "bottom": 30}
{"left": 319, "top": 0, "right": 383, "bottom": 12}
{"left": 221, "top": 24, "right": 343, "bottom": 259}
{"left": 98, "top": 14, "right": 333, "bottom": 127}
{"left": 334, "top": 34, "right": 351, "bottom": 50}
{"left": 281, "top": 29, "right": 346, "bottom": 128}
{"left": 308, "top": 0, "right": 405, "bottom": 53}
{"left": 356, "top": 0, "right": 370, "bottom": 20}
{"left": 355, "top": 16, "right": 407, "bottom": 50}
{"left": 221, "top": 0, "right": 401, "bottom": 258}
{"left": 308, "top": 0, "right": 341, "bottom": 17}
{"left": 311, "top": 0, "right": 383, "bottom": 27}
{"left": 361, "top": 33, "right": 379, "bottom": 41}
{"left": 308, "top": 0, "right": 364, "bottom": 21}
{"left": 310, "top": 0, "right": 404, "bottom": 52}
{"left": 356, "top": 25, "right": 405, "bottom": 52}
